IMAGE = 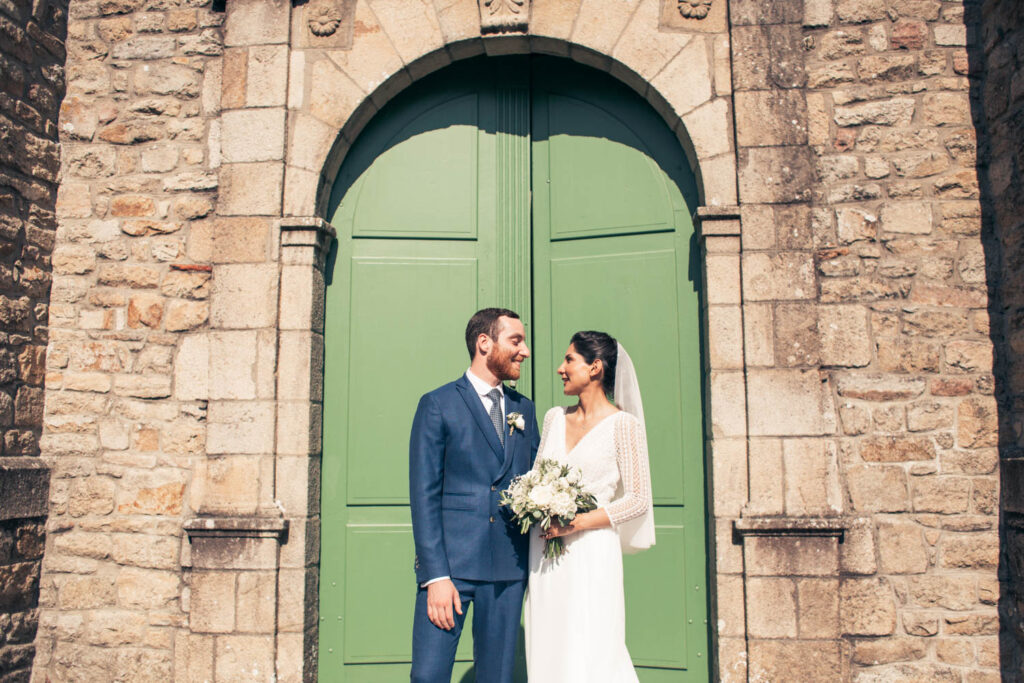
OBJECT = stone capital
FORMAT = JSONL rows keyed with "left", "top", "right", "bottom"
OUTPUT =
{"left": 279, "top": 216, "right": 336, "bottom": 268}
{"left": 695, "top": 205, "right": 741, "bottom": 237}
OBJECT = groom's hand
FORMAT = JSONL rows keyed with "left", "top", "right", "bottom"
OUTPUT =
{"left": 426, "top": 579, "right": 462, "bottom": 630}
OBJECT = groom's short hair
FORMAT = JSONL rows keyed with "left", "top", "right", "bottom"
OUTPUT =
{"left": 466, "top": 308, "right": 520, "bottom": 359}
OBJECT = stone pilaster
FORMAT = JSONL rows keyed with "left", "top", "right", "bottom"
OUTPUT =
{"left": 696, "top": 206, "right": 749, "bottom": 682}
{"left": 275, "top": 217, "right": 333, "bottom": 683}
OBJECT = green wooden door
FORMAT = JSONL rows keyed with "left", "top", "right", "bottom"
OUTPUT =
{"left": 320, "top": 56, "right": 708, "bottom": 682}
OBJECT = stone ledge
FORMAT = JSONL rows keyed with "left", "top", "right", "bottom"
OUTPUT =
{"left": 279, "top": 217, "right": 336, "bottom": 265}
{"left": 734, "top": 516, "right": 846, "bottom": 540}
{"left": 184, "top": 515, "right": 289, "bottom": 539}
{"left": 695, "top": 205, "right": 741, "bottom": 236}
{"left": 0, "top": 458, "right": 49, "bottom": 521}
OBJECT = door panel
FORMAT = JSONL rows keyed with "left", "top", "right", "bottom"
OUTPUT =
{"left": 321, "top": 59, "right": 524, "bottom": 679}
{"left": 547, "top": 95, "right": 676, "bottom": 240}
{"left": 321, "top": 56, "right": 709, "bottom": 681}
{"left": 351, "top": 95, "right": 480, "bottom": 238}
{"left": 531, "top": 58, "right": 709, "bottom": 679}
{"left": 346, "top": 256, "right": 478, "bottom": 503}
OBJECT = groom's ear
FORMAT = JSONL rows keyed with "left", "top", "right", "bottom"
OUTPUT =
{"left": 476, "top": 333, "right": 492, "bottom": 357}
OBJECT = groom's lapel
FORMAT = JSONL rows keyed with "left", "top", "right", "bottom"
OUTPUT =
{"left": 454, "top": 376, "right": 504, "bottom": 460}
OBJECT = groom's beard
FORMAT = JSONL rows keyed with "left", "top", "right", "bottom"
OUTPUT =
{"left": 486, "top": 345, "right": 521, "bottom": 381}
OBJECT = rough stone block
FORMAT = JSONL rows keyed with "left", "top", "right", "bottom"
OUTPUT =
{"left": 818, "top": 305, "right": 870, "bottom": 367}
{"left": 840, "top": 517, "right": 877, "bottom": 575}
{"left": 216, "top": 634, "right": 277, "bottom": 681}
{"left": 188, "top": 218, "right": 269, "bottom": 263}
{"left": 224, "top": 0, "right": 290, "bottom": 46}
{"left": 940, "top": 532, "right": 998, "bottom": 569}
{"left": 211, "top": 264, "right": 279, "bottom": 329}
{"left": 207, "top": 402, "right": 276, "bottom": 455}
{"left": 847, "top": 465, "right": 908, "bottom": 513}
{"left": 734, "top": 90, "right": 808, "bottom": 147}
{"left": 738, "top": 147, "right": 814, "bottom": 204}
{"left": 218, "top": 163, "right": 285, "bottom": 217}
{"left": 746, "top": 578, "right": 797, "bottom": 637}
{"left": 236, "top": 571, "right": 276, "bottom": 633}
{"left": 881, "top": 202, "right": 933, "bottom": 235}
{"left": 209, "top": 331, "right": 259, "bottom": 400}
{"left": 744, "top": 535, "right": 839, "bottom": 577}
{"left": 840, "top": 577, "right": 896, "bottom": 636}
{"left": 221, "top": 109, "right": 287, "bottom": 163}
{"left": 194, "top": 455, "right": 262, "bottom": 514}
{"left": 247, "top": 45, "right": 288, "bottom": 107}
{"left": 743, "top": 253, "right": 815, "bottom": 301}
{"left": 747, "top": 640, "right": 842, "bottom": 683}
{"left": 747, "top": 369, "right": 832, "bottom": 436}
{"left": 957, "top": 397, "right": 998, "bottom": 448}
{"left": 877, "top": 520, "right": 928, "bottom": 574}
{"left": 911, "top": 476, "right": 970, "bottom": 514}
{"left": 709, "top": 371, "right": 746, "bottom": 438}
{"left": 797, "top": 578, "right": 839, "bottom": 638}
{"left": 783, "top": 439, "right": 841, "bottom": 515}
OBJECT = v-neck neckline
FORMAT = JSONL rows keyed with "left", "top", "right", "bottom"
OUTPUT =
{"left": 561, "top": 407, "right": 620, "bottom": 457}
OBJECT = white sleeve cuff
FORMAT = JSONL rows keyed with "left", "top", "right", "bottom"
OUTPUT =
{"left": 421, "top": 576, "right": 450, "bottom": 588}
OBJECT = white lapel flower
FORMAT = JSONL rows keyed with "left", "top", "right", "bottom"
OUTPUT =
{"left": 507, "top": 411, "right": 525, "bottom": 436}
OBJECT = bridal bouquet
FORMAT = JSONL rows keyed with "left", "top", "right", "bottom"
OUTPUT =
{"left": 500, "top": 459, "right": 598, "bottom": 559}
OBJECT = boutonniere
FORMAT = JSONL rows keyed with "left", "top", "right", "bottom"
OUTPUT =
{"left": 507, "top": 412, "right": 525, "bottom": 436}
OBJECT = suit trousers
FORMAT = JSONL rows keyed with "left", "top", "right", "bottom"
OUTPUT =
{"left": 411, "top": 578, "right": 526, "bottom": 683}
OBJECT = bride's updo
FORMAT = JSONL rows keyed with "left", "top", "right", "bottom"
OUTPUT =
{"left": 570, "top": 330, "right": 618, "bottom": 397}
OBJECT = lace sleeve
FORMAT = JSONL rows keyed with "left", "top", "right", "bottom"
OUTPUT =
{"left": 605, "top": 412, "right": 653, "bottom": 526}
{"left": 535, "top": 406, "right": 561, "bottom": 461}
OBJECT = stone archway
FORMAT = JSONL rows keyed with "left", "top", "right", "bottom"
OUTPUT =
{"left": 261, "top": 3, "right": 746, "bottom": 679}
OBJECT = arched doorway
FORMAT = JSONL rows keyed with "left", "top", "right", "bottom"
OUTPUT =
{"left": 319, "top": 56, "right": 709, "bottom": 681}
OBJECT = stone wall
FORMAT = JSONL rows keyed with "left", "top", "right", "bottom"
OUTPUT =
{"left": 727, "top": 0, "right": 1001, "bottom": 679}
{"left": 30, "top": 0, "right": 222, "bottom": 676}
{"left": 23, "top": 0, "right": 1010, "bottom": 680}
{"left": 979, "top": 0, "right": 1024, "bottom": 677}
{"left": 1, "top": 0, "right": 66, "bottom": 675}
{"left": 802, "top": 0, "right": 1000, "bottom": 678}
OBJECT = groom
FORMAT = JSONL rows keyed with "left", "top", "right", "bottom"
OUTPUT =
{"left": 409, "top": 308, "right": 540, "bottom": 682}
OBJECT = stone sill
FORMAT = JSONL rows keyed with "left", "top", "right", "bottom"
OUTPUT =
{"left": 734, "top": 516, "right": 846, "bottom": 540}
{"left": 184, "top": 516, "right": 289, "bottom": 539}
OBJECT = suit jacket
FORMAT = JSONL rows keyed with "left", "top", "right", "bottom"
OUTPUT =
{"left": 409, "top": 375, "right": 540, "bottom": 584}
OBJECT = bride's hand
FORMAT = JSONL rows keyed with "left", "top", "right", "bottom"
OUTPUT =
{"left": 542, "top": 517, "right": 582, "bottom": 540}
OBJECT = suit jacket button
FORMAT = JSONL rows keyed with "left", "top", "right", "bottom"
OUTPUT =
{"left": 491, "top": 485, "right": 496, "bottom": 491}
{"left": 489, "top": 516, "right": 495, "bottom": 523}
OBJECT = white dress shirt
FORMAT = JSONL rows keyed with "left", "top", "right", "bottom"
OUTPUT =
{"left": 423, "top": 370, "right": 506, "bottom": 587}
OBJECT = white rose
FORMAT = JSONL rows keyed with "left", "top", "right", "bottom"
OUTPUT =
{"left": 551, "top": 491, "right": 574, "bottom": 517}
{"left": 528, "top": 484, "right": 554, "bottom": 508}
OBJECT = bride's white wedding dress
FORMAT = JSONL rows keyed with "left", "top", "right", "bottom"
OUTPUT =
{"left": 524, "top": 406, "right": 653, "bottom": 683}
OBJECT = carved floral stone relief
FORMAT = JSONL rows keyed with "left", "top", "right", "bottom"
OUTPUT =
{"left": 677, "top": 0, "right": 712, "bottom": 19}
{"left": 479, "top": 0, "right": 529, "bottom": 34}
{"left": 293, "top": 0, "right": 356, "bottom": 48}
{"left": 659, "top": 0, "right": 726, "bottom": 32}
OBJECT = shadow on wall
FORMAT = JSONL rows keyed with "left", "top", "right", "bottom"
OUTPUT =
{"left": 0, "top": 0, "right": 68, "bottom": 674}
{"left": 972, "top": 0, "right": 1024, "bottom": 677}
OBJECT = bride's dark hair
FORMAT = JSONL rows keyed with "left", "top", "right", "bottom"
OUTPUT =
{"left": 570, "top": 330, "right": 618, "bottom": 396}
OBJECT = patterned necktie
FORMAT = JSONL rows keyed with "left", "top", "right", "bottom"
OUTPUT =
{"left": 487, "top": 388, "right": 505, "bottom": 446}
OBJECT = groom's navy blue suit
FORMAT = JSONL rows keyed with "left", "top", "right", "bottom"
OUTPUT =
{"left": 409, "top": 374, "right": 539, "bottom": 682}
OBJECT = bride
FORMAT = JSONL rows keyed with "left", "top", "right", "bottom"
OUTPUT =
{"left": 523, "top": 330, "right": 655, "bottom": 682}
